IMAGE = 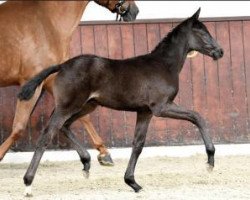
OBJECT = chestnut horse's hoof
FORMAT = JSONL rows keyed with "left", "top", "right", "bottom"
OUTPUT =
{"left": 97, "top": 153, "right": 114, "bottom": 166}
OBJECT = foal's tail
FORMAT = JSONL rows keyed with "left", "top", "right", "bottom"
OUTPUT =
{"left": 18, "top": 65, "right": 61, "bottom": 101}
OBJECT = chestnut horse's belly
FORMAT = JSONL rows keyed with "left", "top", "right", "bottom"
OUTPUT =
{"left": 0, "top": 47, "right": 20, "bottom": 86}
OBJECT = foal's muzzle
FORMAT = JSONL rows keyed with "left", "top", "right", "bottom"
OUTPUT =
{"left": 211, "top": 48, "right": 224, "bottom": 60}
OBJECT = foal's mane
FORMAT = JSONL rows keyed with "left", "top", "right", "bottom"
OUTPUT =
{"left": 151, "top": 18, "right": 190, "bottom": 54}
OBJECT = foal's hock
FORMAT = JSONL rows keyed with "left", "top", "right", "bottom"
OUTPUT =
{"left": 19, "top": 8, "right": 223, "bottom": 193}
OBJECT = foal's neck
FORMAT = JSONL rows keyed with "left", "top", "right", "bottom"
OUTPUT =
{"left": 38, "top": 1, "right": 88, "bottom": 39}
{"left": 151, "top": 25, "right": 190, "bottom": 74}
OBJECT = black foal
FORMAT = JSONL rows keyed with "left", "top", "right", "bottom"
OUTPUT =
{"left": 19, "top": 8, "right": 223, "bottom": 194}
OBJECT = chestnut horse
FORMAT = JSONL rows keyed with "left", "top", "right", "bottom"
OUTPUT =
{"left": 20, "top": 8, "right": 223, "bottom": 194}
{"left": 0, "top": 0, "right": 139, "bottom": 165}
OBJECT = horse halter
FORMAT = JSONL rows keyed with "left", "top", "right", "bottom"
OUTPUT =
{"left": 115, "top": 0, "right": 128, "bottom": 21}
{"left": 93, "top": 0, "right": 128, "bottom": 21}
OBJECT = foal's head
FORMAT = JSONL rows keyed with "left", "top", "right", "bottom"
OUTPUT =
{"left": 94, "top": 0, "right": 139, "bottom": 21}
{"left": 186, "top": 8, "right": 223, "bottom": 60}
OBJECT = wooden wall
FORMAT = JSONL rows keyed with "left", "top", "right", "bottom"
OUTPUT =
{"left": 0, "top": 18, "right": 250, "bottom": 150}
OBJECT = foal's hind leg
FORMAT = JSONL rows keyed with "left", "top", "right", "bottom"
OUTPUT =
{"left": 23, "top": 109, "right": 71, "bottom": 196}
{"left": 61, "top": 127, "right": 91, "bottom": 178}
{"left": 46, "top": 83, "right": 113, "bottom": 166}
{"left": 79, "top": 115, "right": 114, "bottom": 166}
{"left": 23, "top": 102, "right": 97, "bottom": 196}
{"left": 152, "top": 103, "right": 215, "bottom": 169}
{"left": 0, "top": 84, "right": 43, "bottom": 161}
{"left": 60, "top": 103, "right": 99, "bottom": 176}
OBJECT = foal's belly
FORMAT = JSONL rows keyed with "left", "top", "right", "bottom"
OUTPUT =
{"left": 90, "top": 90, "right": 149, "bottom": 112}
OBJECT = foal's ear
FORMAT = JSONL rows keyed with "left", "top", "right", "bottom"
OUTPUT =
{"left": 191, "top": 8, "right": 201, "bottom": 20}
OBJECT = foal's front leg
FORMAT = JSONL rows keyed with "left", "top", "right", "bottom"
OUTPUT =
{"left": 153, "top": 102, "right": 215, "bottom": 168}
{"left": 124, "top": 111, "right": 152, "bottom": 192}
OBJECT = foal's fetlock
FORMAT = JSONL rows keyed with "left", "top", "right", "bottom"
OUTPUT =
{"left": 83, "top": 161, "right": 91, "bottom": 171}
{"left": 83, "top": 169, "right": 90, "bottom": 179}
{"left": 205, "top": 145, "right": 215, "bottom": 173}
{"left": 24, "top": 176, "right": 33, "bottom": 186}
{"left": 81, "top": 157, "right": 91, "bottom": 179}
{"left": 124, "top": 175, "right": 142, "bottom": 192}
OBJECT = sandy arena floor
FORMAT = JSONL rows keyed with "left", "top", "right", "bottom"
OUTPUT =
{"left": 0, "top": 155, "right": 250, "bottom": 200}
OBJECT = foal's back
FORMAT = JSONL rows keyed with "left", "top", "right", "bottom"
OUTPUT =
{"left": 54, "top": 54, "right": 179, "bottom": 111}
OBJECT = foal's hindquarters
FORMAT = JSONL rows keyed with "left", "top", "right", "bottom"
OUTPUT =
{"left": 23, "top": 66, "right": 100, "bottom": 196}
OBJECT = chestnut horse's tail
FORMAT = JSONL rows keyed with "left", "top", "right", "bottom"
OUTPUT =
{"left": 18, "top": 65, "right": 61, "bottom": 101}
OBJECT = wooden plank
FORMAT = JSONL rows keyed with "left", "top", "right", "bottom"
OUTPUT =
{"left": 107, "top": 24, "right": 126, "bottom": 147}
{"left": 243, "top": 21, "right": 250, "bottom": 139}
{"left": 147, "top": 23, "right": 160, "bottom": 52}
{"left": 0, "top": 87, "right": 18, "bottom": 147}
{"left": 107, "top": 25, "right": 122, "bottom": 58}
{"left": 81, "top": 25, "right": 95, "bottom": 54}
{"left": 179, "top": 58, "right": 195, "bottom": 144}
{"left": 94, "top": 25, "right": 109, "bottom": 57}
{"left": 190, "top": 52, "right": 207, "bottom": 143}
{"left": 133, "top": 24, "right": 148, "bottom": 56}
{"left": 203, "top": 22, "right": 221, "bottom": 143}
{"left": 69, "top": 26, "right": 82, "bottom": 58}
{"left": 159, "top": 23, "right": 172, "bottom": 39}
{"left": 216, "top": 21, "right": 236, "bottom": 142}
{"left": 120, "top": 24, "right": 135, "bottom": 59}
{"left": 229, "top": 21, "right": 248, "bottom": 142}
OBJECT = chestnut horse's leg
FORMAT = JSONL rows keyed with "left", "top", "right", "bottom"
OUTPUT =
{"left": 78, "top": 115, "right": 114, "bottom": 166}
{"left": 124, "top": 111, "right": 152, "bottom": 192}
{"left": 152, "top": 102, "right": 215, "bottom": 169}
{"left": 0, "top": 84, "right": 43, "bottom": 161}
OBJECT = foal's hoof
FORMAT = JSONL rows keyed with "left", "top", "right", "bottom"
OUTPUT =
{"left": 133, "top": 185, "right": 143, "bottom": 193}
{"left": 83, "top": 170, "right": 90, "bottom": 179}
{"left": 97, "top": 153, "right": 114, "bottom": 166}
{"left": 24, "top": 185, "right": 33, "bottom": 197}
{"left": 206, "top": 163, "right": 214, "bottom": 173}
